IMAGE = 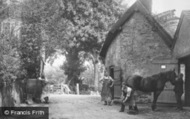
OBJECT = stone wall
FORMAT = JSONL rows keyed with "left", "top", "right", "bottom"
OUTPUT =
{"left": 105, "top": 12, "right": 173, "bottom": 79}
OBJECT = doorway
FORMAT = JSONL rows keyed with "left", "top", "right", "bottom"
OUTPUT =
{"left": 109, "top": 66, "right": 114, "bottom": 100}
{"left": 179, "top": 55, "right": 190, "bottom": 106}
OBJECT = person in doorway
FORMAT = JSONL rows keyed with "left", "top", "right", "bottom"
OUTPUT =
{"left": 174, "top": 73, "right": 184, "bottom": 110}
{"left": 99, "top": 71, "right": 114, "bottom": 105}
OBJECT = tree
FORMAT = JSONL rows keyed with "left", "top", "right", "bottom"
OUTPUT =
{"left": 19, "top": 0, "right": 57, "bottom": 79}
{"left": 0, "top": 0, "right": 24, "bottom": 106}
{"left": 19, "top": 20, "right": 42, "bottom": 78}
{"left": 18, "top": 0, "right": 124, "bottom": 91}
{"left": 56, "top": 0, "right": 124, "bottom": 91}
{"left": 44, "top": 54, "right": 67, "bottom": 84}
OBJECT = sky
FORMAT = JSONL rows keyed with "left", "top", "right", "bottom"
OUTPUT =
{"left": 122, "top": 0, "right": 190, "bottom": 17}
{"left": 44, "top": 55, "right": 65, "bottom": 73}
{"left": 153, "top": 0, "right": 190, "bottom": 16}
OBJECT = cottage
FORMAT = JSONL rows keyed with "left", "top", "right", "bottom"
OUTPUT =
{"left": 99, "top": 0, "right": 178, "bottom": 103}
{"left": 173, "top": 11, "right": 190, "bottom": 106}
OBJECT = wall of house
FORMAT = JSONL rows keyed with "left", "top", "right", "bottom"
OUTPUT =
{"left": 174, "top": 16, "right": 190, "bottom": 105}
{"left": 105, "top": 12, "right": 178, "bottom": 103}
{"left": 105, "top": 12, "right": 175, "bottom": 79}
{"left": 173, "top": 16, "right": 190, "bottom": 58}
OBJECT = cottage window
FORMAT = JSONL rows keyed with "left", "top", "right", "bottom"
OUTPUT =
{"left": 161, "top": 65, "right": 166, "bottom": 69}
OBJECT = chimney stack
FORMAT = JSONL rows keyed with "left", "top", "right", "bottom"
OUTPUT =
{"left": 139, "top": 0, "right": 152, "bottom": 13}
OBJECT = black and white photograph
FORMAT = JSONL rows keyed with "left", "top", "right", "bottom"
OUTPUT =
{"left": 0, "top": 0, "right": 190, "bottom": 119}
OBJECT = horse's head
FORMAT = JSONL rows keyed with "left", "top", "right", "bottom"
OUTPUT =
{"left": 165, "top": 69, "right": 177, "bottom": 85}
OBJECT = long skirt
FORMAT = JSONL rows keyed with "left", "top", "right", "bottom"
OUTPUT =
{"left": 101, "top": 80, "right": 112, "bottom": 101}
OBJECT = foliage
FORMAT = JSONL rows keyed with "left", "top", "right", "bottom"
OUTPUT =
{"left": 19, "top": 22, "right": 42, "bottom": 78}
{"left": 56, "top": 0, "right": 124, "bottom": 87}
{"left": 0, "top": 0, "right": 43, "bottom": 83}
{"left": 80, "top": 61, "right": 104, "bottom": 86}
{"left": 44, "top": 55, "right": 67, "bottom": 84}
{"left": 0, "top": 1, "right": 25, "bottom": 87}
{"left": 5, "top": 0, "right": 124, "bottom": 89}
{"left": 19, "top": 0, "right": 51, "bottom": 78}
{"left": 0, "top": 29, "right": 25, "bottom": 86}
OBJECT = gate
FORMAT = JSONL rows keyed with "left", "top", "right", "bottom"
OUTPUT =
{"left": 109, "top": 66, "right": 122, "bottom": 99}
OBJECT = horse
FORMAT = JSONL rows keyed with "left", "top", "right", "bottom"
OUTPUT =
{"left": 120, "top": 69, "right": 177, "bottom": 112}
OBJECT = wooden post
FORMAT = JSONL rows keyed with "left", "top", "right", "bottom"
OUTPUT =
{"left": 0, "top": 92, "right": 2, "bottom": 107}
{"left": 76, "top": 83, "right": 79, "bottom": 95}
{"left": 61, "top": 84, "right": 63, "bottom": 94}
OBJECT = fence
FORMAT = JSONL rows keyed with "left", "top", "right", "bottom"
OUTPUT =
{"left": 49, "top": 84, "right": 71, "bottom": 94}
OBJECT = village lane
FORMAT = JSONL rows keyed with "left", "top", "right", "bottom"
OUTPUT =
{"left": 49, "top": 94, "right": 190, "bottom": 119}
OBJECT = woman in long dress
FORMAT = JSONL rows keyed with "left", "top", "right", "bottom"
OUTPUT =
{"left": 100, "top": 71, "right": 114, "bottom": 105}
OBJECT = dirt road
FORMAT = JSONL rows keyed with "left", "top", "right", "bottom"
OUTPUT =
{"left": 49, "top": 94, "right": 190, "bottom": 119}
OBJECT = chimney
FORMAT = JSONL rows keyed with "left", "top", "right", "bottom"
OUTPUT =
{"left": 139, "top": 0, "right": 152, "bottom": 13}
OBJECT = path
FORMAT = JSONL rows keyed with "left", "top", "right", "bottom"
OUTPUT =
{"left": 49, "top": 94, "right": 190, "bottom": 119}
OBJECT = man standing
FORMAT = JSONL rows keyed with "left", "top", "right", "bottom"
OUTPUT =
{"left": 174, "top": 73, "right": 184, "bottom": 110}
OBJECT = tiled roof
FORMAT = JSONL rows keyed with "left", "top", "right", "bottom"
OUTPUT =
{"left": 173, "top": 10, "right": 190, "bottom": 49}
{"left": 182, "top": 11, "right": 190, "bottom": 20}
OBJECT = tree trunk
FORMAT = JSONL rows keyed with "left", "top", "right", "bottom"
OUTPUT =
{"left": 66, "top": 75, "right": 76, "bottom": 93}
{"left": 2, "top": 84, "right": 14, "bottom": 107}
{"left": 11, "top": 82, "right": 21, "bottom": 106}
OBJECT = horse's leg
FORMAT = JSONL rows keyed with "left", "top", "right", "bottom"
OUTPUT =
{"left": 133, "top": 92, "right": 138, "bottom": 112}
{"left": 131, "top": 91, "right": 138, "bottom": 113}
{"left": 151, "top": 91, "right": 161, "bottom": 111}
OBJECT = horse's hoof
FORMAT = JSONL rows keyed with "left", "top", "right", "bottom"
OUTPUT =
{"left": 134, "top": 106, "right": 139, "bottom": 112}
{"left": 119, "top": 110, "right": 124, "bottom": 112}
{"left": 129, "top": 106, "right": 132, "bottom": 110}
{"left": 119, "top": 107, "right": 125, "bottom": 112}
{"left": 127, "top": 110, "right": 138, "bottom": 115}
